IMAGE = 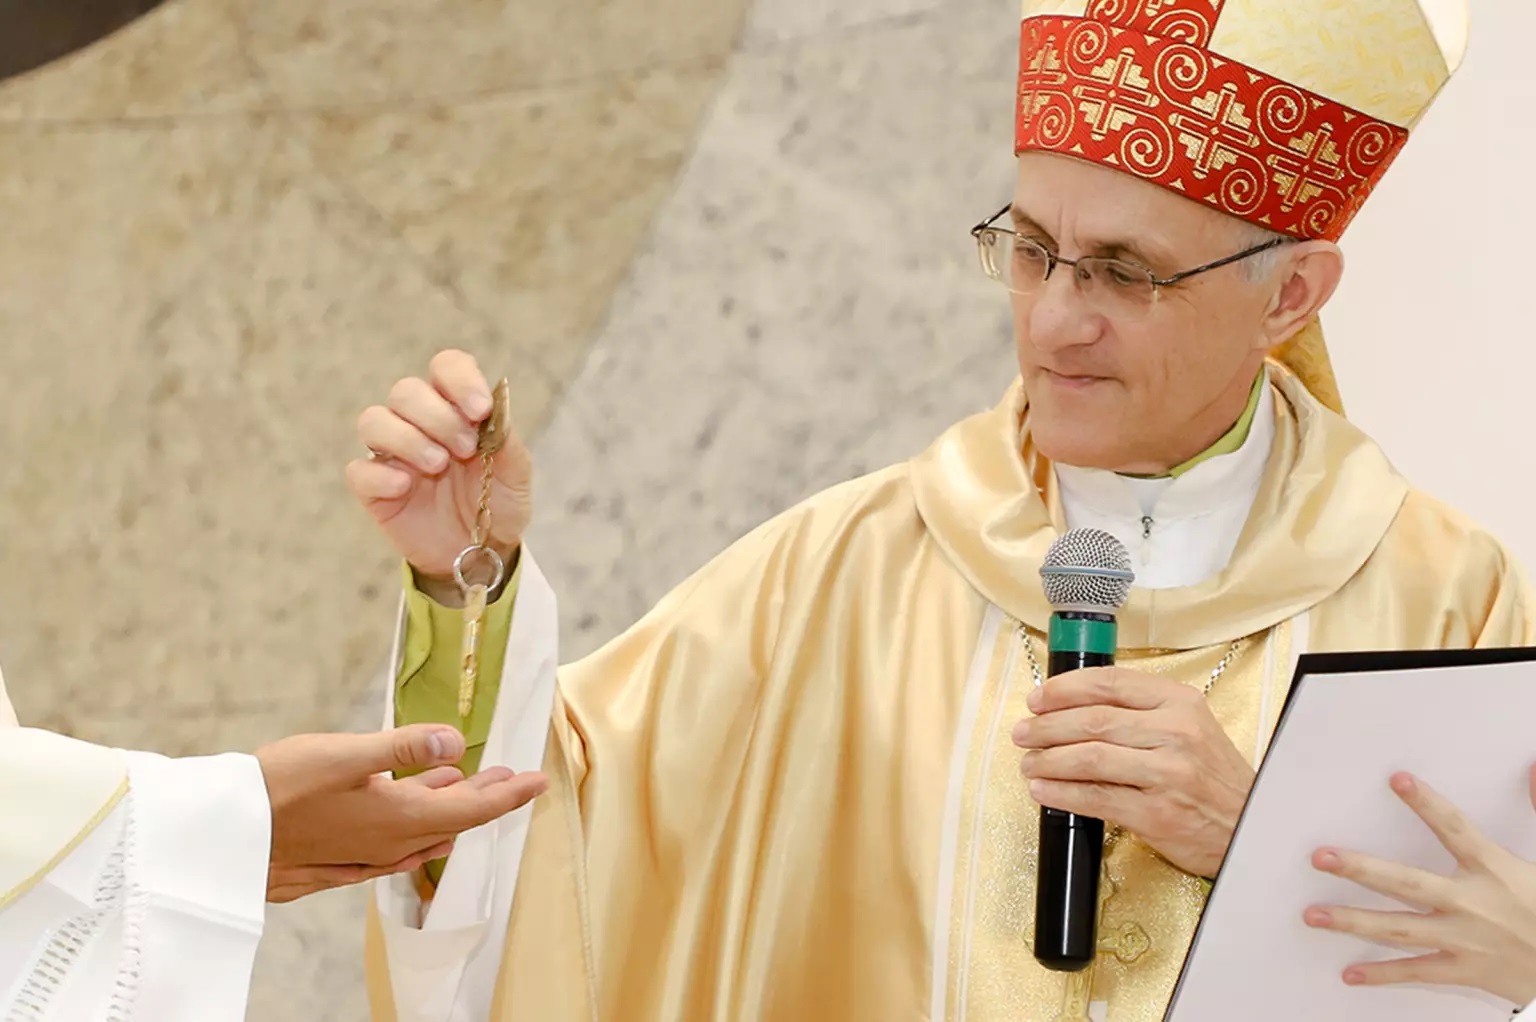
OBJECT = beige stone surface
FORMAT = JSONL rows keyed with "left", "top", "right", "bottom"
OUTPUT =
{"left": 0, "top": 1, "right": 750, "bottom": 1019}
{"left": 247, "top": 884, "right": 375, "bottom": 1022}
{"left": 242, "top": 0, "right": 745, "bottom": 103}
{"left": 0, "top": 0, "right": 265, "bottom": 121}
{"left": 741, "top": 0, "right": 950, "bottom": 45}
{"left": 0, "top": 118, "right": 519, "bottom": 748}
{"left": 530, "top": 0, "right": 1020, "bottom": 660}
{"left": 0, "top": 12, "right": 745, "bottom": 742}
{"left": 302, "top": 63, "right": 724, "bottom": 398}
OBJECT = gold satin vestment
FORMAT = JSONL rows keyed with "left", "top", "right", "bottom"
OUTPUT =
{"left": 367, "top": 363, "right": 1534, "bottom": 1021}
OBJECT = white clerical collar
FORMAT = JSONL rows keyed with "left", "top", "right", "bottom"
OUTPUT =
{"left": 1054, "top": 380, "right": 1275, "bottom": 588}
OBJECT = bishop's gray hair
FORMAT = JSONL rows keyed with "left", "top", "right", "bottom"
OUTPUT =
{"left": 1239, "top": 223, "right": 1291, "bottom": 283}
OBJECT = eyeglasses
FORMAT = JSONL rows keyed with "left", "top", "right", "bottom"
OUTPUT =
{"left": 970, "top": 204, "right": 1292, "bottom": 317}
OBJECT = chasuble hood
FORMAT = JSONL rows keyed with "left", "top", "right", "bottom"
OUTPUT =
{"left": 909, "top": 363, "right": 1411, "bottom": 650}
{"left": 1012, "top": 0, "right": 1470, "bottom": 415}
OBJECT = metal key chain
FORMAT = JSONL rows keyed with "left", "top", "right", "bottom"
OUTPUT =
{"left": 453, "top": 378, "right": 511, "bottom": 719}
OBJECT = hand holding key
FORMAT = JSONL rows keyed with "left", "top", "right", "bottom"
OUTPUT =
{"left": 347, "top": 350, "right": 533, "bottom": 608}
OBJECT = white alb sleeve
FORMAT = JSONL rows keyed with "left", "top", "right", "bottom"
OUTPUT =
{"left": 0, "top": 750, "right": 270, "bottom": 1022}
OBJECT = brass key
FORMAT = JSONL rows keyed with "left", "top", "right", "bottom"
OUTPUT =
{"left": 478, "top": 378, "right": 511, "bottom": 457}
{"left": 452, "top": 377, "right": 512, "bottom": 720}
{"left": 458, "top": 582, "right": 489, "bottom": 718}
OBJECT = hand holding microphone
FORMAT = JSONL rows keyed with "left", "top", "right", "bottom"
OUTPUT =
{"left": 1016, "top": 528, "right": 1257, "bottom": 970}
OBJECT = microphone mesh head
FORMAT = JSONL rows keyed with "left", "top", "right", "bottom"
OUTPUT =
{"left": 1040, "top": 528, "right": 1135, "bottom": 612}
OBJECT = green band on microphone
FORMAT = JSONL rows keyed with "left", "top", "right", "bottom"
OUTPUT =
{"left": 1048, "top": 615, "right": 1118, "bottom": 656}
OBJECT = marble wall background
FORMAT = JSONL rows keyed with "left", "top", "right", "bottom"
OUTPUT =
{"left": 0, "top": 0, "right": 1019, "bottom": 1017}
{"left": 0, "top": 0, "right": 748, "bottom": 752}
{"left": 532, "top": 0, "right": 1021, "bottom": 662}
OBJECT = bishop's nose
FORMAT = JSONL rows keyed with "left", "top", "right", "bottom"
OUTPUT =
{"left": 1023, "top": 266, "right": 1102, "bottom": 357}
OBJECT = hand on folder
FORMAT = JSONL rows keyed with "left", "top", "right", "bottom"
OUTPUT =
{"left": 1302, "top": 768, "right": 1536, "bottom": 1008}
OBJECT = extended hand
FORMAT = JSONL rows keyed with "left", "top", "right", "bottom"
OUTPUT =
{"left": 1011, "top": 666, "right": 1255, "bottom": 878}
{"left": 257, "top": 724, "right": 547, "bottom": 903}
{"left": 346, "top": 350, "right": 533, "bottom": 601}
{"left": 1304, "top": 770, "right": 1536, "bottom": 1007}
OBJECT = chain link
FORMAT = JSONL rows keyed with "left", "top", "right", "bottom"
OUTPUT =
{"left": 454, "top": 379, "right": 511, "bottom": 720}
{"left": 1204, "top": 639, "right": 1242, "bottom": 695}
{"left": 1019, "top": 626, "right": 1241, "bottom": 696}
{"left": 454, "top": 383, "right": 510, "bottom": 595}
{"left": 470, "top": 450, "right": 495, "bottom": 550}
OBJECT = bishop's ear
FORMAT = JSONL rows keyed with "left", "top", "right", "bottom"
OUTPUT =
{"left": 1262, "top": 241, "right": 1346, "bottom": 349}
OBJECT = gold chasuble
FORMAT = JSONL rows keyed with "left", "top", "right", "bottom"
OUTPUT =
{"left": 366, "top": 365, "right": 1532, "bottom": 1021}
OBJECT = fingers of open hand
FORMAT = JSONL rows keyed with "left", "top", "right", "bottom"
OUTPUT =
{"left": 388, "top": 375, "right": 480, "bottom": 459}
{"left": 357, "top": 404, "right": 451, "bottom": 475}
{"left": 268, "top": 726, "right": 465, "bottom": 806}
{"left": 463, "top": 766, "right": 517, "bottom": 789}
{"left": 413, "top": 770, "right": 549, "bottom": 836}
{"left": 428, "top": 349, "right": 494, "bottom": 422}
{"left": 256, "top": 733, "right": 336, "bottom": 806}
{"left": 1311, "top": 846, "right": 1456, "bottom": 912}
{"left": 386, "top": 840, "right": 456, "bottom": 874}
{"left": 267, "top": 863, "right": 376, "bottom": 903}
{"left": 1303, "top": 902, "right": 1448, "bottom": 951}
{"left": 267, "top": 885, "right": 315, "bottom": 904}
{"left": 316, "top": 767, "right": 528, "bottom": 863}
{"left": 267, "top": 846, "right": 452, "bottom": 903}
{"left": 402, "top": 765, "right": 468, "bottom": 790}
{"left": 1391, "top": 772, "right": 1502, "bottom": 870}
{"left": 1336, "top": 950, "right": 1462, "bottom": 990}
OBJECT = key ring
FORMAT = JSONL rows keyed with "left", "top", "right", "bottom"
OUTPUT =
{"left": 453, "top": 544, "right": 506, "bottom": 593}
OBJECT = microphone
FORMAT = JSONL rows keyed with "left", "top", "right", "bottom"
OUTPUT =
{"left": 1032, "top": 527, "right": 1135, "bottom": 973}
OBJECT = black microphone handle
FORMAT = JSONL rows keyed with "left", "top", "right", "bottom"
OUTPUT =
{"left": 1033, "top": 645, "right": 1115, "bottom": 972}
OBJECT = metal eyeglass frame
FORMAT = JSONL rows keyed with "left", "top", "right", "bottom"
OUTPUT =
{"left": 970, "top": 203, "right": 1294, "bottom": 292}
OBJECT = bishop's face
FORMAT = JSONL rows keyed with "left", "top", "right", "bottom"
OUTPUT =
{"left": 1008, "top": 153, "right": 1278, "bottom": 475}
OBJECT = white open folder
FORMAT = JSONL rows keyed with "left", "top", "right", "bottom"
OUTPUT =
{"left": 1165, "top": 647, "right": 1536, "bottom": 1021}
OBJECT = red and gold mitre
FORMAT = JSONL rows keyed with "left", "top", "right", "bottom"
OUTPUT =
{"left": 1013, "top": 0, "right": 1468, "bottom": 411}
